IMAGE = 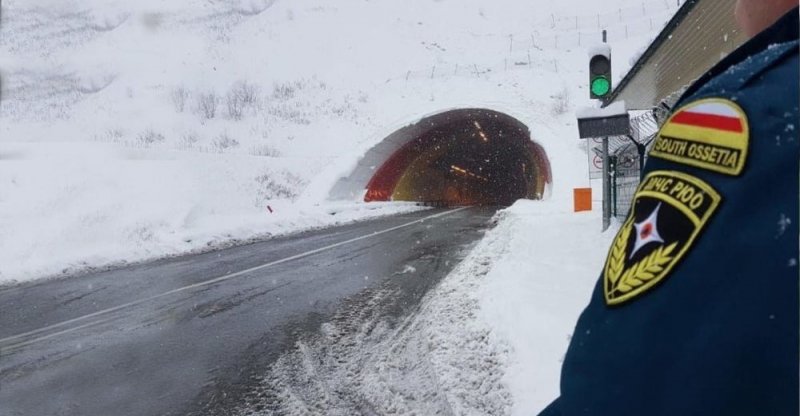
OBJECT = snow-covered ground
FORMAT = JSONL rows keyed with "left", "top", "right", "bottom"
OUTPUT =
{"left": 478, "top": 202, "right": 618, "bottom": 414}
{"left": 233, "top": 200, "right": 617, "bottom": 415}
{"left": 2, "top": 0, "right": 676, "bottom": 413}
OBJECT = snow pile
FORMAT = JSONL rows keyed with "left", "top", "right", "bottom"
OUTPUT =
{"left": 576, "top": 100, "right": 627, "bottom": 119}
{"left": 477, "top": 201, "right": 617, "bottom": 414}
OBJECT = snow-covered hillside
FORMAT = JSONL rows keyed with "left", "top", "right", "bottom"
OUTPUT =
{"left": 1, "top": 0, "right": 677, "bottom": 283}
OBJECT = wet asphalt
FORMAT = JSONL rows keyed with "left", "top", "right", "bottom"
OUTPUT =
{"left": 0, "top": 207, "right": 497, "bottom": 416}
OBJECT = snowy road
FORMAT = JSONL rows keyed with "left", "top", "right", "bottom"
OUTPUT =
{"left": 0, "top": 207, "right": 497, "bottom": 416}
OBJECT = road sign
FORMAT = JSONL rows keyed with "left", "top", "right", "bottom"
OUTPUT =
{"left": 588, "top": 141, "right": 603, "bottom": 179}
{"left": 593, "top": 154, "right": 603, "bottom": 169}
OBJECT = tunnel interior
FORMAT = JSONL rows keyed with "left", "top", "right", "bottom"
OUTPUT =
{"left": 364, "top": 109, "right": 551, "bottom": 206}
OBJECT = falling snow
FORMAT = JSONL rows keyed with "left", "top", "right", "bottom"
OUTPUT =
{"left": 776, "top": 213, "right": 792, "bottom": 238}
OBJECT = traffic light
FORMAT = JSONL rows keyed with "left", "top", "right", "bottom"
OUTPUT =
{"left": 589, "top": 53, "right": 611, "bottom": 99}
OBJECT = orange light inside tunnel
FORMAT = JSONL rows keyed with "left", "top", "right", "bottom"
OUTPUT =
{"left": 364, "top": 109, "right": 552, "bottom": 206}
{"left": 451, "top": 165, "right": 488, "bottom": 182}
{"left": 473, "top": 121, "right": 489, "bottom": 142}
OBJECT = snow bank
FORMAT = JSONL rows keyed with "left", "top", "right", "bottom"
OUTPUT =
{"left": 477, "top": 200, "right": 618, "bottom": 414}
{"left": 0, "top": 140, "right": 427, "bottom": 284}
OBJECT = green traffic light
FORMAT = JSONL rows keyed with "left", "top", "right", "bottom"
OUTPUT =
{"left": 591, "top": 77, "right": 610, "bottom": 97}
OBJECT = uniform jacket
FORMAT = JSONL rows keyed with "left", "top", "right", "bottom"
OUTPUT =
{"left": 541, "top": 8, "right": 799, "bottom": 416}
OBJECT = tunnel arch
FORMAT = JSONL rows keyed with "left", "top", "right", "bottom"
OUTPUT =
{"left": 329, "top": 108, "right": 552, "bottom": 206}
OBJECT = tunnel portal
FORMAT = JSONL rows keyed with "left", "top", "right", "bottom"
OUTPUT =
{"left": 364, "top": 109, "right": 551, "bottom": 206}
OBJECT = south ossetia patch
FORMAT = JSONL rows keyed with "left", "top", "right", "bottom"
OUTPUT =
{"left": 604, "top": 170, "right": 721, "bottom": 305}
{"left": 649, "top": 98, "right": 749, "bottom": 176}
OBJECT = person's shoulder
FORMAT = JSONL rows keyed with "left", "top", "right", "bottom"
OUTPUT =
{"left": 727, "top": 40, "right": 799, "bottom": 90}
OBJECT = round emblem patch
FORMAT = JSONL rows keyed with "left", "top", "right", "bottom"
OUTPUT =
{"left": 604, "top": 170, "right": 722, "bottom": 305}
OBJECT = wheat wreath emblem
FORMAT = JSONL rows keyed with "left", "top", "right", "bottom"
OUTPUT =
{"left": 606, "top": 221, "right": 679, "bottom": 295}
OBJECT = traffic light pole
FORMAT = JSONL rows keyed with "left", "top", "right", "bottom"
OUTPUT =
{"left": 602, "top": 136, "right": 611, "bottom": 231}
{"left": 581, "top": 30, "right": 619, "bottom": 231}
{"left": 600, "top": 30, "right": 611, "bottom": 231}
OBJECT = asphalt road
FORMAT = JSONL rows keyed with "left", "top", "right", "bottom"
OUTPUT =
{"left": 0, "top": 206, "right": 497, "bottom": 416}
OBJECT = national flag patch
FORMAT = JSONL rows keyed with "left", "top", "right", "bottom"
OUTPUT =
{"left": 603, "top": 171, "right": 721, "bottom": 305}
{"left": 650, "top": 98, "right": 749, "bottom": 176}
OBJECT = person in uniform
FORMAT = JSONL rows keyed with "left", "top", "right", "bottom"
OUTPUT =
{"left": 540, "top": 1, "right": 799, "bottom": 415}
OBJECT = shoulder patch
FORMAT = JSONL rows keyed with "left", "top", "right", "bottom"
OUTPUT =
{"left": 604, "top": 170, "right": 721, "bottom": 306}
{"left": 649, "top": 98, "right": 749, "bottom": 176}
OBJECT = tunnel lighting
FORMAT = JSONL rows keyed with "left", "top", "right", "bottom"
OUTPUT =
{"left": 450, "top": 165, "right": 488, "bottom": 182}
{"left": 450, "top": 165, "right": 467, "bottom": 174}
{"left": 473, "top": 120, "right": 489, "bottom": 142}
{"left": 361, "top": 108, "right": 553, "bottom": 206}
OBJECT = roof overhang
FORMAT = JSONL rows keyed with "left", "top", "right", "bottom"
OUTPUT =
{"left": 604, "top": 0, "right": 747, "bottom": 110}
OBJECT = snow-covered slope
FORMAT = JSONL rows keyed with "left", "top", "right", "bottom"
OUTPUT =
{"left": 2, "top": 0, "right": 680, "bottom": 413}
{"left": 1, "top": 0, "right": 674, "bottom": 281}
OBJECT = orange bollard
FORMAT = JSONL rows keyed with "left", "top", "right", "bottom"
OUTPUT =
{"left": 574, "top": 188, "right": 592, "bottom": 212}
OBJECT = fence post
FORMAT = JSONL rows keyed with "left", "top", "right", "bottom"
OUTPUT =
{"left": 509, "top": 34, "right": 513, "bottom": 52}
{"left": 405, "top": 70, "right": 410, "bottom": 81}
{"left": 430, "top": 65, "right": 436, "bottom": 79}
{"left": 610, "top": 155, "right": 618, "bottom": 217}
{"left": 602, "top": 137, "right": 611, "bottom": 231}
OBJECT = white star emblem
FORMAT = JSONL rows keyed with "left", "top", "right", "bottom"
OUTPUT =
{"left": 630, "top": 203, "right": 665, "bottom": 259}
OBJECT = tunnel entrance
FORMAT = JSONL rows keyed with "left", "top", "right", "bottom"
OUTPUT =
{"left": 363, "top": 109, "right": 551, "bottom": 206}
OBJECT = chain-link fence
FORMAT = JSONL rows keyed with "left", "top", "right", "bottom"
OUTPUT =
{"left": 386, "top": 0, "right": 680, "bottom": 85}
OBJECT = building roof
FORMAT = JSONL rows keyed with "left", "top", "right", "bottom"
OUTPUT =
{"left": 605, "top": 0, "right": 746, "bottom": 110}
